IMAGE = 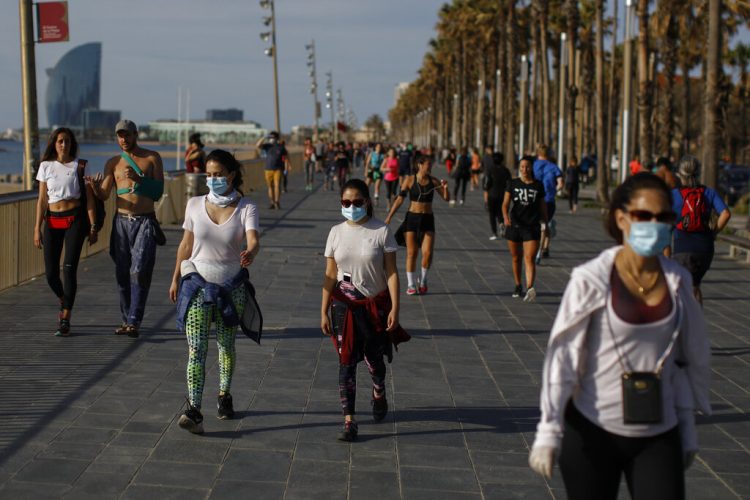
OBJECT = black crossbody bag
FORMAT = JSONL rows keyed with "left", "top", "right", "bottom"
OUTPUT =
{"left": 605, "top": 297, "right": 681, "bottom": 425}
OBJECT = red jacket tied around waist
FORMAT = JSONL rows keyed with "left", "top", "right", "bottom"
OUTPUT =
{"left": 330, "top": 287, "right": 410, "bottom": 365}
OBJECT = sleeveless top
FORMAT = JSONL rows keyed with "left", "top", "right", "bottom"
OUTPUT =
{"left": 370, "top": 152, "right": 384, "bottom": 167}
{"left": 409, "top": 175, "right": 435, "bottom": 203}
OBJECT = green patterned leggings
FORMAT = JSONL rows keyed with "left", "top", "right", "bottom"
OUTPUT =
{"left": 184, "top": 287, "right": 245, "bottom": 409}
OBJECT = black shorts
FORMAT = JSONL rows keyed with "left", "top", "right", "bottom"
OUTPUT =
{"left": 546, "top": 201, "right": 557, "bottom": 220}
{"left": 505, "top": 224, "right": 541, "bottom": 243}
{"left": 399, "top": 166, "right": 411, "bottom": 177}
{"left": 673, "top": 252, "right": 714, "bottom": 285}
{"left": 404, "top": 212, "right": 435, "bottom": 234}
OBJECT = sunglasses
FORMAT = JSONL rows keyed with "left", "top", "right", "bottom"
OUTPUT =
{"left": 626, "top": 209, "right": 677, "bottom": 224}
{"left": 341, "top": 199, "right": 366, "bottom": 208}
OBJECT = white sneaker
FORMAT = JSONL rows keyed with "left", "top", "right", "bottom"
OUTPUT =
{"left": 459, "top": 199, "right": 464, "bottom": 206}
{"left": 523, "top": 287, "right": 537, "bottom": 303}
{"left": 449, "top": 200, "right": 456, "bottom": 206}
{"left": 489, "top": 235, "right": 498, "bottom": 241}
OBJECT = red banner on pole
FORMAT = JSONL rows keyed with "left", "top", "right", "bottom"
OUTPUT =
{"left": 37, "top": 2, "right": 69, "bottom": 43}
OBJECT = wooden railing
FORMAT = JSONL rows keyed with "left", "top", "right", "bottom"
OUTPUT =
{"left": 0, "top": 153, "right": 300, "bottom": 292}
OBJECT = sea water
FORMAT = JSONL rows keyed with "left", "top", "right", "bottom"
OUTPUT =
{"left": 0, "top": 140, "right": 181, "bottom": 176}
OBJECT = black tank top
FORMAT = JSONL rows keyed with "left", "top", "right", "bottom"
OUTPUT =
{"left": 409, "top": 175, "right": 435, "bottom": 203}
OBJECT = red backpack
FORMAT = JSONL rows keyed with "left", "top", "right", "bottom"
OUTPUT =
{"left": 676, "top": 186, "right": 709, "bottom": 232}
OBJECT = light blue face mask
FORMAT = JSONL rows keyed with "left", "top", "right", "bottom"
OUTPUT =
{"left": 341, "top": 205, "right": 367, "bottom": 222}
{"left": 627, "top": 221, "right": 673, "bottom": 257}
{"left": 206, "top": 176, "right": 229, "bottom": 195}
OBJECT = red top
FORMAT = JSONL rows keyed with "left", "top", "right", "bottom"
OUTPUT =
{"left": 384, "top": 158, "right": 399, "bottom": 182}
{"left": 610, "top": 268, "right": 672, "bottom": 324}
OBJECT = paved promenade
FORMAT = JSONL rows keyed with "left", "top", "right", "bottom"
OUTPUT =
{"left": 0, "top": 169, "right": 749, "bottom": 499}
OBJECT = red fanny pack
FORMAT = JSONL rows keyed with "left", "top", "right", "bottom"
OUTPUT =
{"left": 46, "top": 214, "right": 75, "bottom": 230}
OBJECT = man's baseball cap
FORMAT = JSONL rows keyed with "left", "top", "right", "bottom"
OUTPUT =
{"left": 115, "top": 119, "right": 138, "bottom": 134}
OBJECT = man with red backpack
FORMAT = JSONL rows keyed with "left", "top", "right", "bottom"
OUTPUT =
{"left": 671, "top": 156, "right": 731, "bottom": 304}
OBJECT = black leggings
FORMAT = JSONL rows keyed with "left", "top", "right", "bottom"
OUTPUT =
{"left": 488, "top": 196, "right": 503, "bottom": 235}
{"left": 559, "top": 403, "right": 684, "bottom": 500}
{"left": 568, "top": 185, "right": 579, "bottom": 209}
{"left": 453, "top": 177, "right": 468, "bottom": 202}
{"left": 331, "top": 300, "right": 387, "bottom": 416}
{"left": 44, "top": 210, "right": 86, "bottom": 310}
{"left": 384, "top": 180, "right": 398, "bottom": 200}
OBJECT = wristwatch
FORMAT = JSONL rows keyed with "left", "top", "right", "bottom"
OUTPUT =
{"left": 90, "top": 223, "right": 99, "bottom": 233}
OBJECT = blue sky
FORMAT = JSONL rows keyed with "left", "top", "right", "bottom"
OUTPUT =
{"left": 1, "top": 0, "right": 444, "bottom": 131}
{"left": 1, "top": 1, "right": 748, "bottom": 133}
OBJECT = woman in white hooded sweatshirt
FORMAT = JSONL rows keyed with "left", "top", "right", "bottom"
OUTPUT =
{"left": 529, "top": 173, "right": 710, "bottom": 499}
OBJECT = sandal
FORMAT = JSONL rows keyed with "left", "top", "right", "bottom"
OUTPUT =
{"left": 126, "top": 325, "right": 139, "bottom": 338}
{"left": 55, "top": 319, "right": 71, "bottom": 337}
{"left": 114, "top": 323, "right": 130, "bottom": 335}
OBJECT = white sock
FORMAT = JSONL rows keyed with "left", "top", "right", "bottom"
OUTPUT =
{"left": 420, "top": 267, "right": 429, "bottom": 285}
{"left": 406, "top": 272, "right": 416, "bottom": 288}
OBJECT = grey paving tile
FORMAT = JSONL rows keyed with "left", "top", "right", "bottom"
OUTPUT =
{"left": 64, "top": 472, "right": 134, "bottom": 499}
{"left": 150, "top": 439, "right": 229, "bottom": 464}
{"left": 0, "top": 480, "right": 72, "bottom": 498}
{"left": 134, "top": 460, "right": 219, "bottom": 489}
{"left": 399, "top": 466, "right": 481, "bottom": 492}
{"left": 349, "top": 470, "right": 400, "bottom": 500}
{"left": 397, "top": 443, "right": 473, "bottom": 469}
{"left": 293, "top": 440, "right": 350, "bottom": 462}
{"left": 122, "top": 484, "right": 208, "bottom": 500}
{"left": 400, "top": 488, "right": 482, "bottom": 500}
{"left": 217, "top": 449, "right": 291, "bottom": 483}
{"left": 208, "top": 480, "right": 285, "bottom": 500}
{"left": 14, "top": 458, "right": 89, "bottom": 484}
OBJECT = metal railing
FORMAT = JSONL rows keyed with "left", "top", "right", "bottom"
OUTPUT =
{"left": 0, "top": 153, "right": 300, "bottom": 292}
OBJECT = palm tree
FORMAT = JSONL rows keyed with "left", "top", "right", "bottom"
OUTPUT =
{"left": 636, "top": 0, "right": 653, "bottom": 166}
{"left": 703, "top": 0, "right": 721, "bottom": 188}
{"left": 595, "top": 0, "right": 609, "bottom": 202}
{"left": 653, "top": 0, "right": 678, "bottom": 158}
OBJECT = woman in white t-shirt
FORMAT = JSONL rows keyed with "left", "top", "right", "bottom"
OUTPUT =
{"left": 34, "top": 127, "right": 98, "bottom": 337}
{"left": 321, "top": 178, "right": 408, "bottom": 442}
{"left": 169, "top": 150, "right": 260, "bottom": 435}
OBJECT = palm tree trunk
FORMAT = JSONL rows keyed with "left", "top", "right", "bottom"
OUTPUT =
{"left": 540, "top": 1, "right": 551, "bottom": 145}
{"left": 505, "top": 1, "right": 519, "bottom": 159}
{"left": 659, "top": 10, "right": 678, "bottom": 157}
{"left": 636, "top": 0, "right": 652, "bottom": 165}
{"left": 606, "top": 0, "right": 618, "bottom": 181}
{"left": 702, "top": 0, "right": 720, "bottom": 188}
{"left": 595, "top": 0, "right": 609, "bottom": 201}
{"left": 565, "top": 0, "right": 578, "bottom": 166}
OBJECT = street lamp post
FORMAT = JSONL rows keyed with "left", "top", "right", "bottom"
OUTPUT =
{"left": 475, "top": 79, "right": 483, "bottom": 149}
{"left": 325, "top": 72, "right": 335, "bottom": 141}
{"left": 558, "top": 33, "right": 568, "bottom": 168}
{"left": 260, "top": 0, "right": 281, "bottom": 134}
{"left": 305, "top": 40, "right": 319, "bottom": 142}
{"left": 620, "top": 0, "right": 635, "bottom": 183}
{"left": 493, "top": 69, "right": 501, "bottom": 150}
{"left": 19, "top": 0, "right": 39, "bottom": 190}
{"left": 452, "top": 93, "right": 459, "bottom": 147}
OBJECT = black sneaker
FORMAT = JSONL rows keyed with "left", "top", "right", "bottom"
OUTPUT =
{"left": 217, "top": 393, "right": 235, "bottom": 420}
{"left": 178, "top": 402, "right": 204, "bottom": 434}
{"left": 54, "top": 319, "right": 71, "bottom": 337}
{"left": 512, "top": 285, "right": 523, "bottom": 298}
{"left": 337, "top": 420, "right": 358, "bottom": 442}
{"left": 372, "top": 395, "right": 388, "bottom": 422}
{"left": 542, "top": 249, "right": 550, "bottom": 258}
